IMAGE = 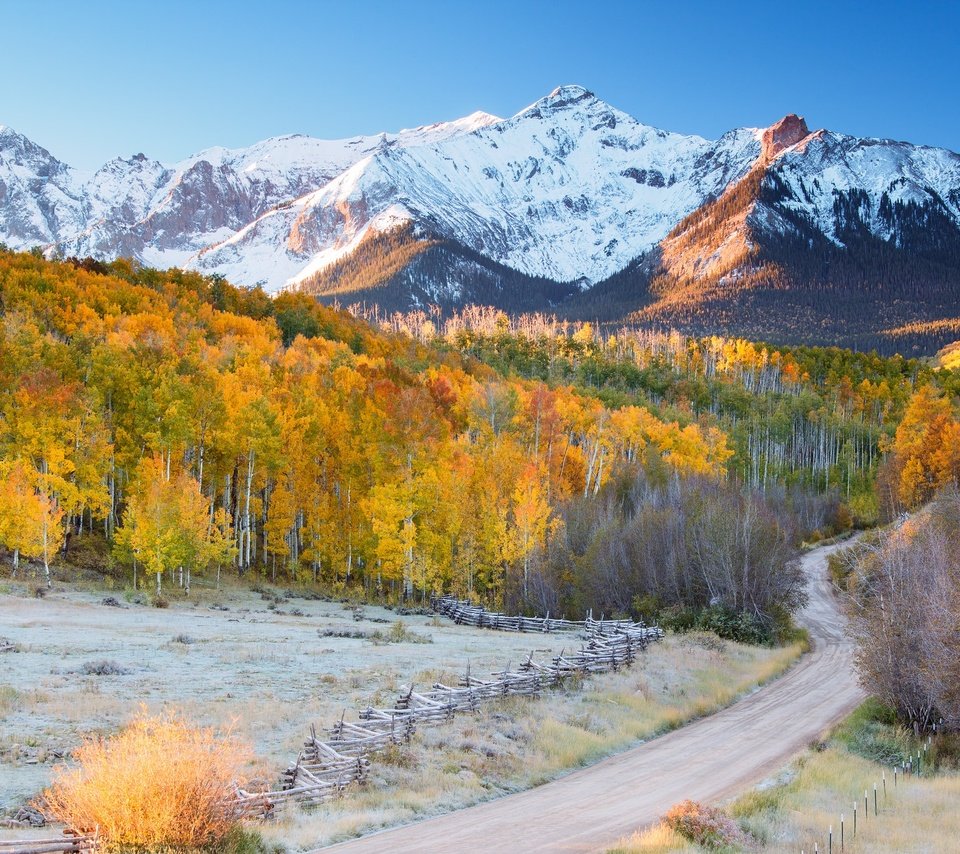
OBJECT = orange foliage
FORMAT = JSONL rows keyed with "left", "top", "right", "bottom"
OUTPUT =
{"left": 888, "top": 385, "right": 960, "bottom": 508}
{"left": 42, "top": 711, "right": 249, "bottom": 847}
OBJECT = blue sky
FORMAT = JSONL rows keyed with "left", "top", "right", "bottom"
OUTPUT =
{"left": 4, "top": 0, "right": 957, "bottom": 169}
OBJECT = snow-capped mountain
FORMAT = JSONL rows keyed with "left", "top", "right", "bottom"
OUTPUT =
{"left": 762, "top": 126, "right": 960, "bottom": 245}
{"left": 0, "top": 111, "right": 499, "bottom": 271}
{"left": 193, "top": 86, "right": 763, "bottom": 290}
{"left": 0, "top": 125, "right": 86, "bottom": 246}
{"left": 2, "top": 85, "right": 959, "bottom": 350}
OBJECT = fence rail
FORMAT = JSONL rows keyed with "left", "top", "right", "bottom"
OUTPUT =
{"left": 0, "top": 831, "right": 98, "bottom": 854}
{"left": 234, "top": 596, "right": 663, "bottom": 817}
{"left": 431, "top": 595, "right": 662, "bottom": 643}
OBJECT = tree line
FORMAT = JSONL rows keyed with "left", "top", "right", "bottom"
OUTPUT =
{"left": 0, "top": 250, "right": 730, "bottom": 605}
{"left": 354, "top": 305, "right": 960, "bottom": 526}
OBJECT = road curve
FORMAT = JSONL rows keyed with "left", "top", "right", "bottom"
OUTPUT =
{"left": 320, "top": 541, "right": 865, "bottom": 853}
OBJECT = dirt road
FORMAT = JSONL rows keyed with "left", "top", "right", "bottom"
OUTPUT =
{"left": 321, "top": 540, "right": 865, "bottom": 853}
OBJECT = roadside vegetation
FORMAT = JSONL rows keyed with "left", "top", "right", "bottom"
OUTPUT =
{"left": 258, "top": 632, "right": 802, "bottom": 850}
{"left": 612, "top": 700, "right": 960, "bottom": 853}
{"left": 831, "top": 491, "right": 960, "bottom": 731}
{"left": 42, "top": 712, "right": 250, "bottom": 850}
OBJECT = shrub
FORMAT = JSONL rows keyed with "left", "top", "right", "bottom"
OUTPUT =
{"left": 79, "top": 659, "right": 128, "bottom": 676}
{"left": 696, "top": 606, "right": 767, "bottom": 645}
{"left": 215, "top": 825, "right": 284, "bottom": 854}
{"left": 663, "top": 799, "right": 750, "bottom": 849}
{"left": 41, "top": 711, "right": 249, "bottom": 848}
{"left": 659, "top": 604, "right": 772, "bottom": 645}
{"left": 366, "top": 620, "right": 433, "bottom": 644}
{"left": 318, "top": 627, "right": 369, "bottom": 639}
{"left": 657, "top": 604, "right": 698, "bottom": 633}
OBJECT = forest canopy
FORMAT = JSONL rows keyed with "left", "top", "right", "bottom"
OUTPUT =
{"left": 2, "top": 249, "right": 957, "bottom": 628}
{"left": 0, "top": 250, "right": 731, "bottom": 607}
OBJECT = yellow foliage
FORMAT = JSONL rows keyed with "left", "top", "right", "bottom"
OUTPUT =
{"left": 42, "top": 711, "right": 249, "bottom": 847}
{"left": 890, "top": 385, "right": 960, "bottom": 507}
{"left": 0, "top": 459, "right": 52, "bottom": 566}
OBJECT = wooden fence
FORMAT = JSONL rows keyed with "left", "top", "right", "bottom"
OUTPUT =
{"left": 0, "top": 831, "right": 98, "bottom": 854}
{"left": 431, "top": 595, "right": 662, "bottom": 643}
{"left": 234, "top": 598, "right": 663, "bottom": 817}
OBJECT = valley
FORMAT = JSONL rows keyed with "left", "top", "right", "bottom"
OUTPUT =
{"left": 2, "top": 11, "right": 959, "bottom": 849}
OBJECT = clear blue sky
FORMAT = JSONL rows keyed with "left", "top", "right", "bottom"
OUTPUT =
{"left": 4, "top": 0, "right": 957, "bottom": 170}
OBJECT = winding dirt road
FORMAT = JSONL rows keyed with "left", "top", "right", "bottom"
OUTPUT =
{"left": 321, "top": 541, "right": 864, "bottom": 853}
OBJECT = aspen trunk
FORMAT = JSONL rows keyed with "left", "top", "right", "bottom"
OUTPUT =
{"left": 42, "top": 518, "right": 51, "bottom": 588}
{"left": 244, "top": 452, "right": 255, "bottom": 571}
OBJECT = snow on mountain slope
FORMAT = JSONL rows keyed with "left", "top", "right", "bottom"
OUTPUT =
{"left": 195, "top": 85, "right": 764, "bottom": 290}
{"left": 0, "top": 112, "right": 499, "bottom": 267}
{"left": 758, "top": 129, "right": 960, "bottom": 245}
{"left": 0, "top": 125, "right": 84, "bottom": 245}
{"left": 66, "top": 113, "right": 500, "bottom": 267}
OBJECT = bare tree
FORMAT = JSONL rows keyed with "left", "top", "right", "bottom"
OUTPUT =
{"left": 844, "top": 490, "right": 960, "bottom": 730}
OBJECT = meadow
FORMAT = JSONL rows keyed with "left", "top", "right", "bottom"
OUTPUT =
{"left": 0, "top": 577, "right": 800, "bottom": 849}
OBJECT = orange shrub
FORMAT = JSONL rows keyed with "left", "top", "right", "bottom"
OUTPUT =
{"left": 663, "top": 799, "right": 749, "bottom": 849}
{"left": 42, "top": 711, "right": 249, "bottom": 848}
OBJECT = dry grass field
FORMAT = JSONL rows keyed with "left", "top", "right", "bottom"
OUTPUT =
{"left": 615, "top": 758, "right": 960, "bottom": 854}
{"left": 0, "top": 577, "right": 801, "bottom": 849}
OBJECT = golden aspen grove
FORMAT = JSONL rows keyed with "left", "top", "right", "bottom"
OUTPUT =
{"left": 0, "top": 252, "right": 726, "bottom": 600}
{"left": 1, "top": 248, "right": 958, "bottom": 633}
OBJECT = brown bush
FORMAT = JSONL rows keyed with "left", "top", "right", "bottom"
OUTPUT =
{"left": 41, "top": 710, "right": 249, "bottom": 848}
{"left": 663, "top": 799, "right": 750, "bottom": 849}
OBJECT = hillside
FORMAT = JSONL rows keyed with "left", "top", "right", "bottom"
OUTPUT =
{"left": 0, "top": 249, "right": 736, "bottom": 609}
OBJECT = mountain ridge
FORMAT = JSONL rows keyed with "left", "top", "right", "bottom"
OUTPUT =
{"left": 2, "top": 86, "right": 959, "bottom": 352}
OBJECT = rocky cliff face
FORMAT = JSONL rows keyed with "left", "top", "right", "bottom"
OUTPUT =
{"left": 760, "top": 114, "right": 810, "bottom": 161}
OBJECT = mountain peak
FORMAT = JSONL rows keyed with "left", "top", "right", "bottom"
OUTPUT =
{"left": 0, "top": 124, "right": 36, "bottom": 146}
{"left": 548, "top": 84, "right": 593, "bottom": 100}
{"left": 519, "top": 84, "right": 598, "bottom": 115}
{"left": 761, "top": 114, "right": 810, "bottom": 160}
{"left": 449, "top": 110, "right": 502, "bottom": 131}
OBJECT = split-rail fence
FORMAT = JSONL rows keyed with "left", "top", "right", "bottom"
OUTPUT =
{"left": 234, "top": 597, "right": 662, "bottom": 817}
